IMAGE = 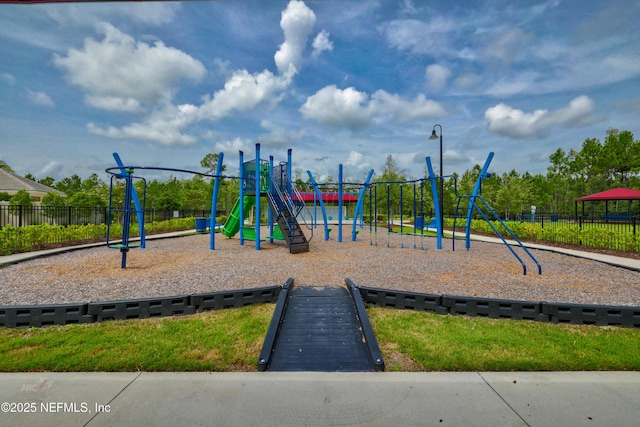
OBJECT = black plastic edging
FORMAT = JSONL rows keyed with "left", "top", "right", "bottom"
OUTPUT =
{"left": 345, "top": 278, "right": 385, "bottom": 371}
{"left": 257, "top": 278, "right": 294, "bottom": 371}
{"left": 355, "top": 283, "right": 640, "bottom": 328}
{"left": 0, "top": 284, "right": 283, "bottom": 328}
{"left": 542, "top": 302, "right": 640, "bottom": 327}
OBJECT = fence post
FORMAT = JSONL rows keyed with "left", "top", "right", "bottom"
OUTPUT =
{"left": 18, "top": 205, "right": 23, "bottom": 227}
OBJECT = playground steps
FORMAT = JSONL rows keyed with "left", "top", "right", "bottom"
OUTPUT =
{"left": 268, "top": 193, "right": 309, "bottom": 254}
{"left": 258, "top": 282, "right": 384, "bottom": 372}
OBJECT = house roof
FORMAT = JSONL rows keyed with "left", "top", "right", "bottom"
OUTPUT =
{"left": 0, "top": 168, "right": 63, "bottom": 196}
{"left": 574, "top": 187, "right": 640, "bottom": 202}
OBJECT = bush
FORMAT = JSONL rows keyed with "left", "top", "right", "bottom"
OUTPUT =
{"left": 0, "top": 217, "right": 198, "bottom": 256}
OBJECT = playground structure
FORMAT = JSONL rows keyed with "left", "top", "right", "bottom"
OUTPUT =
{"left": 106, "top": 147, "right": 540, "bottom": 274}
{"left": 105, "top": 145, "right": 315, "bottom": 267}
{"left": 220, "top": 146, "right": 312, "bottom": 254}
{"left": 447, "top": 153, "right": 542, "bottom": 275}
{"left": 105, "top": 151, "right": 225, "bottom": 268}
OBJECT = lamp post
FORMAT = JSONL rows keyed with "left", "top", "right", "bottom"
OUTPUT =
{"left": 429, "top": 124, "right": 443, "bottom": 233}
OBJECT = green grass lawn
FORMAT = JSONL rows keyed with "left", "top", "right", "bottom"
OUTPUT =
{"left": 1, "top": 305, "right": 639, "bottom": 372}
{"left": 369, "top": 308, "right": 640, "bottom": 371}
{"left": 0, "top": 305, "right": 273, "bottom": 372}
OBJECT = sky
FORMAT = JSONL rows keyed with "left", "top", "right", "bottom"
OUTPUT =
{"left": 1, "top": 0, "right": 639, "bottom": 184}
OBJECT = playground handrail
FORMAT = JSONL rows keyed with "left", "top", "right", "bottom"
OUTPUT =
{"left": 267, "top": 174, "right": 313, "bottom": 242}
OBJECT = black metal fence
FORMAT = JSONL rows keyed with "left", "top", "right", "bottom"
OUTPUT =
{"left": 512, "top": 213, "right": 639, "bottom": 252}
{"left": 0, "top": 204, "right": 213, "bottom": 228}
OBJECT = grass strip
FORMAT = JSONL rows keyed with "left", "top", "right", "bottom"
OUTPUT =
{"left": 0, "top": 304, "right": 273, "bottom": 372}
{"left": 1, "top": 305, "right": 639, "bottom": 372}
{"left": 368, "top": 307, "right": 640, "bottom": 371}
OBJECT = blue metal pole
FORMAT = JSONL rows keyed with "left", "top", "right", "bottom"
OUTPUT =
{"left": 268, "top": 155, "right": 274, "bottom": 243}
{"left": 287, "top": 148, "right": 292, "bottom": 196}
{"left": 239, "top": 150, "right": 244, "bottom": 246}
{"left": 352, "top": 169, "right": 374, "bottom": 241}
{"left": 113, "top": 153, "right": 145, "bottom": 248}
{"left": 413, "top": 182, "right": 417, "bottom": 249}
{"left": 121, "top": 170, "right": 133, "bottom": 268}
{"left": 338, "top": 164, "right": 343, "bottom": 243}
{"left": 426, "top": 156, "right": 442, "bottom": 250}
{"left": 307, "top": 170, "right": 329, "bottom": 240}
{"left": 400, "top": 183, "right": 404, "bottom": 248}
{"left": 465, "top": 152, "right": 494, "bottom": 249}
{"left": 387, "top": 184, "right": 391, "bottom": 248}
{"left": 255, "top": 143, "right": 261, "bottom": 250}
{"left": 210, "top": 152, "right": 224, "bottom": 250}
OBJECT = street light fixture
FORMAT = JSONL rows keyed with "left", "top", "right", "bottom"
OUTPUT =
{"left": 429, "top": 124, "right": 444, "bottom": 234}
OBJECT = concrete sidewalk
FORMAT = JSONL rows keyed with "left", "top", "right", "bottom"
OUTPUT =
{"left": 1, "top": 371, "right": 639, "bottom": 427}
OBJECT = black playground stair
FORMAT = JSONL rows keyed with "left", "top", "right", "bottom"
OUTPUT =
{"left": 266, "top": 185, "right": 309, "bottom": 254}
{"left": 258, "top": 279, "right": 384, "bottom": 372}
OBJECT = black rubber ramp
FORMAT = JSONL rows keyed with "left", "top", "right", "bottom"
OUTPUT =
{"left": 260, "top": 283, "right": 384, "bottom": 372}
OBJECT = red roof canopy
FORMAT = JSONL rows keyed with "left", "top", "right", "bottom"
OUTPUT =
{"left": 574, "top": 188, "right": 640, "bottom": 202}
{"left": 296, "top": 192, "right": 359, "bottom": 203}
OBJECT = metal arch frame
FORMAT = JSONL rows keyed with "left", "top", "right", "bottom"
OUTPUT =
{"left": 105, "top": 153, "right": 229, "bottom": 251}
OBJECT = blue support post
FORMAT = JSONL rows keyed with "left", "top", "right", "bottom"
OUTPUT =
{"left": 113, "top": 153, "right": 145, "bottom": 248}
{"left": 466, "top": 152, "right": 494, "bottom": 249}
{"left": 239, "top": 151, "right": 244, "bottom": 246}
{"left": 338, "top": 164, "right": 343, "bottom": 243}
{"left": 426, "top": 157, "right": 442, "bottom": 250}
{"left": 387, "top": 184, "right": 391, "bottom": 248}
{"left": 210, "top": 152, "right": 224, "bottom": 250}
{"left": 400, "top": 184, "right": 404, "bottom": 248}
{"left": 287, "top": 148, "right": 293, "bottom": 196}
{"left": 352, "top": 169, "right": 374, "bottom": 241}
{"left": 307, "top": 170, "right": 330, "bottom": 240}
{"left": 255, "top": 143, "right": 261, "bottom": 250}
{"left": 120, "top": 170, "right": 133, "bottom": 268}
{"left": 268, "top": 156, "right": 274, "bottom": 243}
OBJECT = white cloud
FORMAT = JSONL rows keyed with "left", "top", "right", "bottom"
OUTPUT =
{"left": 345, "top": 150, "right": 363, "bottom": 166}
{"left": 300, "top": 86, "right": 371, "bottom": 129}
{"left": 369, "top": 91, "right": 445, "bottom": 123}
{"left": 485, "top": 95, "right": 598, "bottom": 139}
{"left": 256, "top": 120, "right": 305, "bottom": 149}
{"left": 274, "top": 0, "right": 316, "bottom": 75}
{"left": 53, "top": 23, "right": 205, "bottom": 112}
{"left": 481, "top": 28, "right": 532, "bottom": 65}
{"left": 300, "top": 85, "right": 445, "bottom": 130}
{"left": 381, "top": 17, "right": 456, "bottom": 56}
{"left": 87, "top": 103, "right": 199, "bottom": 146}
{"left": 38, "top": 160, "right": 64, "bottom": 179}
{"left": 26, "top": 89, "right": 55, "bottom": 107}
{"left": 212, "top": 137, "right": 254, "bottom": 156}
{"left": 483, "top": 71, "right": 540, "bottom": 97}
{"left": 198, "top": 69, "right": 291, "bottom": 121}
{"left": 78, "top": 2, "right": 309, "bottom": 147}
{"left": 311, "top": 30, "right": 333, "bottom": 59}
{"left": 425, "top": 64, "right": 451, "bottom": 92}
{"left": 44, "top": 2, "right": 181, "bottom": 27}
{"left": 85, "top": 96, "right": 143, "bottom": 113}
{"left": 1, "top": 72, "right": 15, "bottom": 85}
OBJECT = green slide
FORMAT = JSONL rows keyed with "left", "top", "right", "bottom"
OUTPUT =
{"left": 221, "top": 196, "right": 255, "bottom": 238}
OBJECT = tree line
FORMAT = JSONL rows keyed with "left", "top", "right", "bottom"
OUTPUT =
{"left": 2, "top": 129, "right": 638, "bottom": 219}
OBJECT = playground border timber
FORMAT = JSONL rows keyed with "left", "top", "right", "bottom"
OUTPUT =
{"left": 2, "top": 278, "right": 640, "bottom": 328}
